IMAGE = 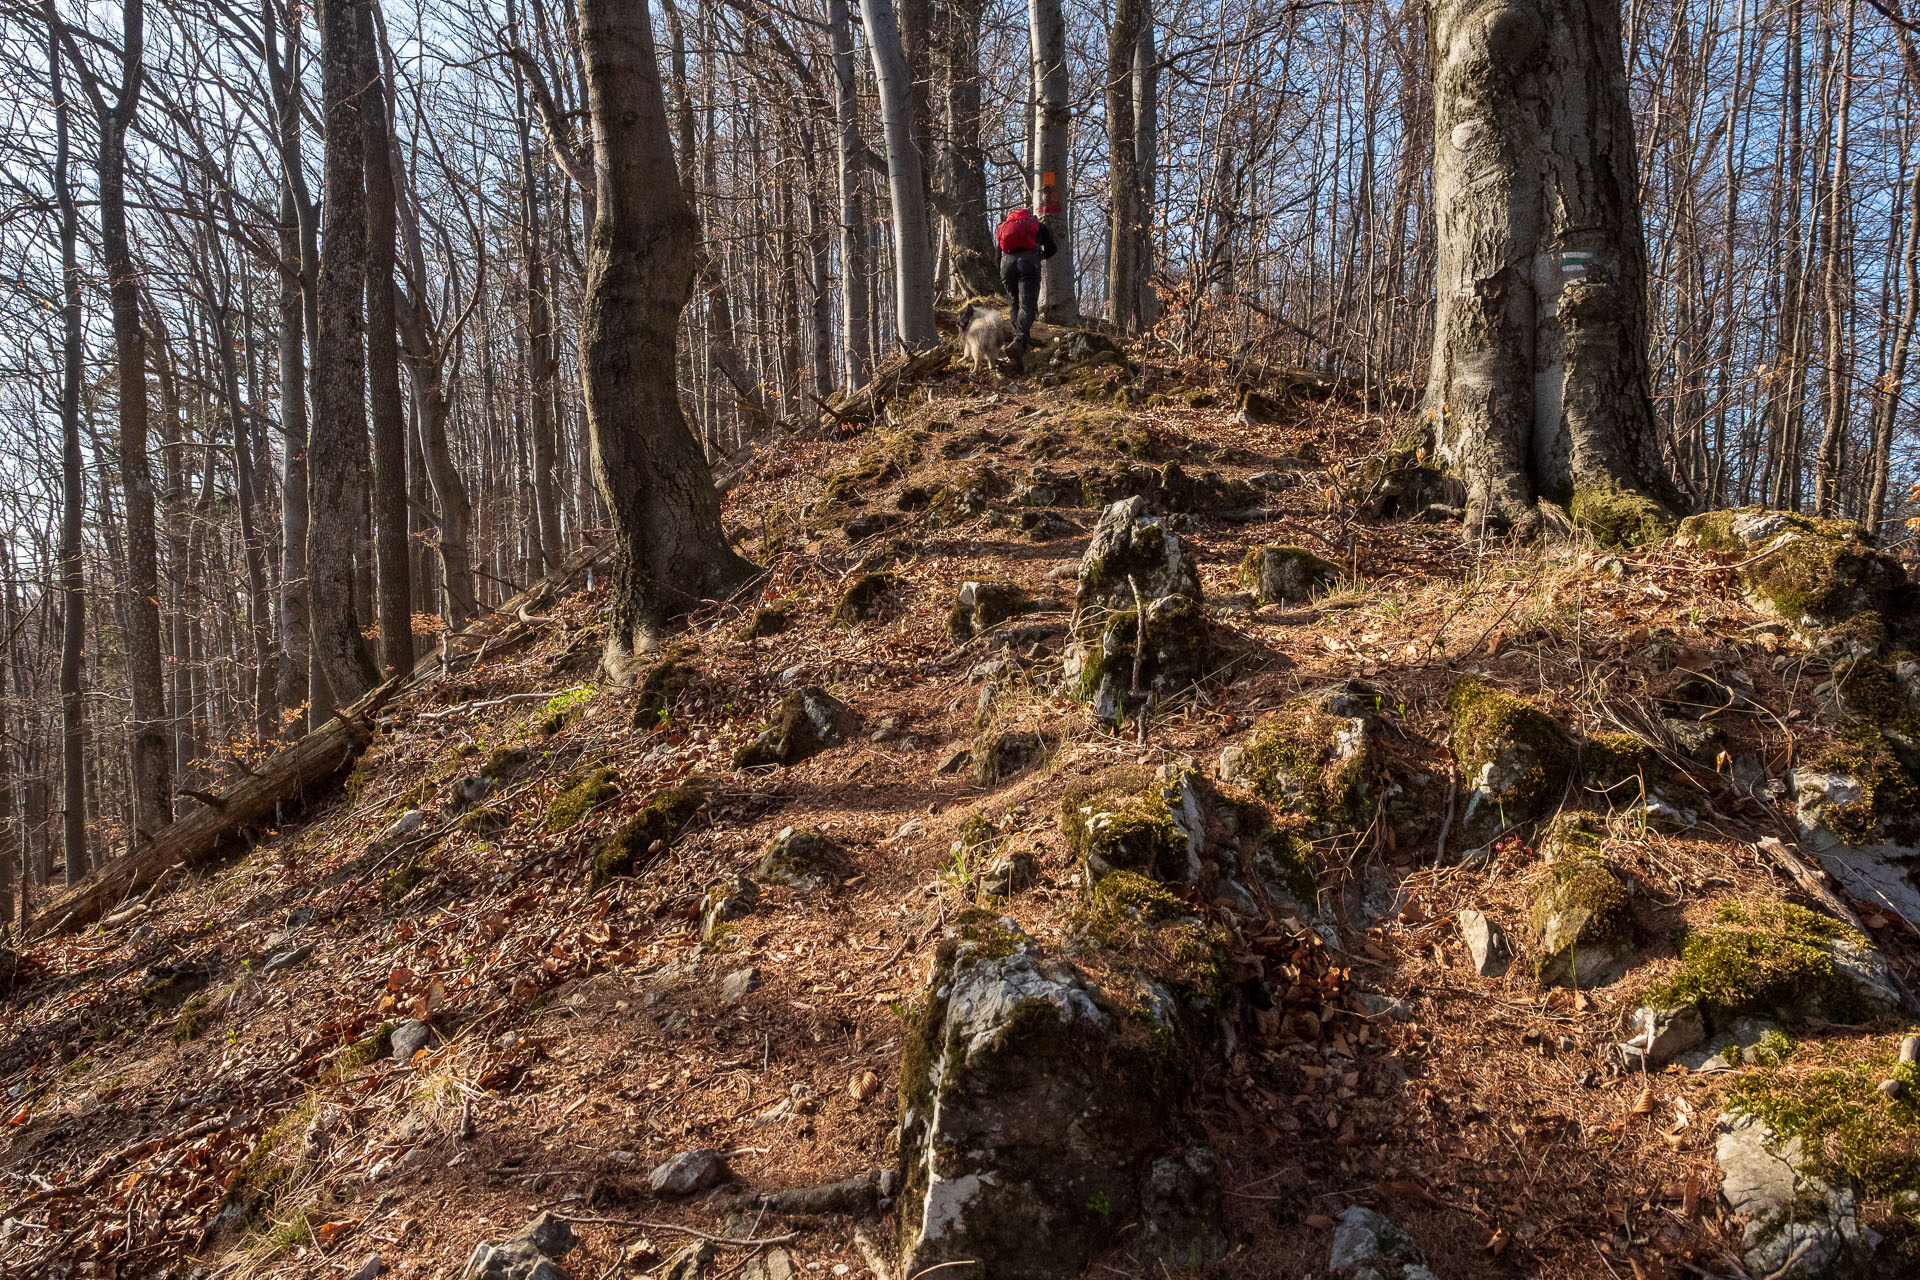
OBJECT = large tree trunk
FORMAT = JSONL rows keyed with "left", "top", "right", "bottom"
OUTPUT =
{"left": 828, "top": 0, "right": 874, "bottom": 388}
{"left": 94, "top": 0, "right": 170, "bottom": 839}
{"left": 265, "top": 0, "right": 315, "bottom": 736}
{"left": 862, "top": 0, "right": 938, "bottom": 350}
{"left": 310, "top": 0, "right": 380, "bottom": 704}
{"left": 577, "top": 0, "right": 756, "bottom": 673}
{"left": 941, "top": 0, "right": 999, "bottom": 300}
{"left": 1424, "top": 0, "right": 1679, "bottom": 545}
{"left": 1105, "top": 0, "right": 1147, "bottom": 332}
{"left": 359, "top": 0, "right": 412, "bottom": 676}
{"left": 1132, "top": 9, "right": 1159, "bottom": 326}
{"left": 49, "top": 11, "right": 86, "bottom": 884}
{"left": 1029, "top": 0, "right": 1075, "bottom": 322}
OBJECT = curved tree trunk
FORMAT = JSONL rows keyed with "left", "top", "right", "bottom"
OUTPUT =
{"left": 862, "top": 0, "right": 938, "bottom": 350}
{"left": 578, "top": 0, "right": 756, "bottom": 674}
{"left": 1425, "top": 0, "right": 1679, "bottom": 544}
{"left": 310, "top": 0, "right": 380, "bottom": 704}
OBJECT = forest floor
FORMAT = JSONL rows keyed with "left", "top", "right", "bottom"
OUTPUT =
{"left": 3, "top": 342, "right": 1918, "bottom": 1280}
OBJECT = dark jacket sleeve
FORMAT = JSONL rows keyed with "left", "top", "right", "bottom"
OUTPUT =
{"left": 1037, "top": 223, "right": 1057, "bottom": 260}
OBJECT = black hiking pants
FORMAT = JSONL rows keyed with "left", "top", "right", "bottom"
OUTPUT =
{"left": 1000, "top": 249, "right": 1042, "bottom": 353}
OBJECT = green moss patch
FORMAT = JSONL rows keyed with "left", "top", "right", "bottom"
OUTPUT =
{"left": 457, "top": 804, "right": 510, "bottom": 837}
{"left": 948, "top": 580, "right": 1034, "bottom": 644}
{"left": 1643, "top": 900, "right": 1875, "bottom": 1024}
{"left": 1570, "top": 483, "right": 1676, "bottom": 548}
{"left": 544, "top": 767, "right": 618, "bottom": 834}
{"left": 1811, "top": 726, "right": 1920, "bottom": 844}
{"left": 1679, "top": 508, "right": 1900, "bottom": 623}
{"left": 821, "top": 427, "right": 927, "bottom": 511}
{"left": 1070, "top": 595, "right": 1209, "bottom": 722}
{"left": 1530, "top": 827, "right": 1635, "bottom": 987}
{"left": 631, "top": 644, "right": 699, "bottom": 728}
{"left": 590, "top": 783, "right": 703, "bottom": 890}
{"left": 1727, "top": 1038, "right": 1920, "bottom": 1196}
{"left": 481, "top": 744, "right": 529, "bottom": 780}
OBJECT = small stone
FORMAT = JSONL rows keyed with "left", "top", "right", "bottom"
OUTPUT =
{"left": 659, "top": 1242, "right": 716, "bottom": 1280}
{"left": 261, "top": 943, "right": 315, "bottom": 975}
{"left": 390, "top": 1020, "right": 433, "bottom": 1061}
{"left": 454, "top": 776, "right": 493, "bottom": 807}
{"left": 1622, "top": 1004, "right": 1707, "bottom": 1068}
{"left": 382, "top": 809, "right": 427, "bottom": 842}
{"left": 718, "top": 967, "right": 760, "bottom": 1004}
{"left": 350, "top": 1255, "right": 384, "bottom": 1280}
{"left": 1353, "top": 991, "right": 1412, "bottom": 1023}
{"left": 741, "top": 1247, "right": 797, "bottom": 1280}
{"left": 778, "top": 664, "right": 806, "bottom": 685}
{"left": 1456, "top": 909, "right": 1511, "bottom": 977}
{"left": 1329, "top": 1205, "right": 1430, "bottom": 1279}
{"left": 649, "top": 1148, "right": 730, "bottom": 1196}
{"left": 700, "top": 875, "right": 759, "bottom": 940}
{"left": 937, "top": 746, "right": 971, "bottom": 774}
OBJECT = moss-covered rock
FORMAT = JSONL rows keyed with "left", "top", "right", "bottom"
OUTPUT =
{"left": 1065, "top": 595, "right": 1208, "bottom": 724}
{"left": 1225, "top": 689, "right": 1374, "bottom": 838}
{"left": 1677, "top": 507, "right": 1904, "bottom": 626}
{"left": 1060, "top": 774, "right": 1192, "bottom": 885}
{"left": 739, "top": 604, "right": 792, "bottom": 639}
{"left": 1013, "top": 466, "right": 1083, "bottom": 507}
{"left": 1530, "top": 828, "right": 1635, "bottom": 987}
{"left": 1074, "top": 496, "right": 1202, "bottom": 623}
{"left": 1068, "top": 871, "right": 1232, "bottom": 1005}
{"left": 896, "top": 918, "right": 1215, "bottom": 1278}
{"left": 1643, "top": 900, "right": 1898, "bottom": 1025}
{"left": 757, "top": 826, "right": 836, "bottom": 887}
{"left": 831, "top": 571, "right": 900, "bottom": 626}
{"left": 734, "top": 686, "right": 845, "bottom": 769}
{"left": 1570, "top": 482, "right": 1677, "bottom": 547}
{"left": 947, "top": 580, "right": 1034, "bottom": 644}
{"left": 700, "top": 873, "right": 759, "bottom": 941}
{"left": 1579, "top": 732, "right": 1662, "bottom": 802}
{"left": 821, "top": 427, "right": 926, "bottom": 511}
{"left": 589, "top": 783, "right": 703, "bottom": 890}
{"left": 457, "top": 804, "right": 511, "bottom": 837}
{"left": 1237, "top": 545, "right": 1343, "bottom": 606}
{"left": 544, "top": 767, "right": 618, "bottom": 834}
{"left": 480, "top": 744, "right": 530, "bottom": 781}
{"left": 1449, "top": 676, "right": 1574, "bottom": 837}
{"left": 633, "top": 644, "right": 699, "bottom": 728}
{"left": 1725, "top": 1036, "right": 1920, "bottom": 1199}
{"left": 1793, "top": 728, "right": 1920, "bottom": 847}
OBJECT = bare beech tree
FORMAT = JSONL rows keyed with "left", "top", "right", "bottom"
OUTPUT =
{"left": 1425, "top": 0, "right": 1680, "bottom": 544}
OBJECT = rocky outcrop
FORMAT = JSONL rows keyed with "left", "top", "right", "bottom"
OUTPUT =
{"left": 1716, "top": 1112, "right": 1878, "bottom": 1278}
{"left": 1221, "top": 682, "right": 1376, "bottom": 841}
{"left": 895, "top": 914, "right": 1219, "bottom": 1278}
{"left": 1676, "top": 507, "right": 1907, "bottom": 633}
{"left": 1065, "top": 498, "right": 1208, "bottom": 723}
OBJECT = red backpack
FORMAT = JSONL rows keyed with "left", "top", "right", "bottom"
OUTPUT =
{"left": 996, "top": 208, "right": 1040, "bottom": 253}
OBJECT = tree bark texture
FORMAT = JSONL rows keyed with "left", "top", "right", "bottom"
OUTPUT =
{"left": 360, "top": 0, "right": 413, "bottom": 676}
{"left": 1029, "top": 0, "right": 1075, "bottom": 322}
{"left": 577, "top": 0, "right": 756, "bottom": 673}
{"left": 862, "top": 0, "right": 938, "bottom": 350}
{"left": 49, "top": 8, "right": 87, "bottom": 884}
{"left": 829, "top": 0, "right": 874, "bottom": 387}
{"left": 310, "top": 0, "right": 380, "bottom": 704}
{"left": 1424, "top": 0, "right": 1679, "bottom": 542}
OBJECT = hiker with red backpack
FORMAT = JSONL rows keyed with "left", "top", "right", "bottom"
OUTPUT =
{"left": 995, "top": 207, "right": 1057, "bottom": 369}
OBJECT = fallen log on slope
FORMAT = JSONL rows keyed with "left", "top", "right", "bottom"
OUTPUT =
{"left": 30, "top": 543, "right": 605, "bottom": 938}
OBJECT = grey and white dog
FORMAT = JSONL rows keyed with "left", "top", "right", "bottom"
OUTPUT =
{"left": 957, "top": 304, "right": 1013, "bottom": 376}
